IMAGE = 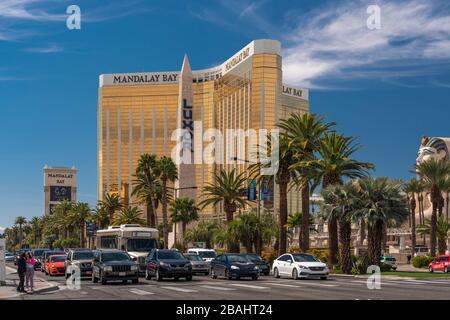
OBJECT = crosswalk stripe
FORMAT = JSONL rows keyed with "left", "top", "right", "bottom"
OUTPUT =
{"left": 200, "top": 285, "right": 236, "bottom": 291}
{"left": 229, "top": 283, "right": 268, "bottom": 290}
{"left": 403, "top": 279, "right": 450, "bottom": 285}
{"left": 264, "top": 282, "right": 300, "bottom": 288}
{"left": 128, "top": 288, "right": 154, "bottom": 295}
{"left": 351, "top": 280, "right": 397, "bottom": 286}
{"left": 297, "top": 281, "right": 337, "bottom": 287}
{"left": 161, "top": 286, "right": 197, "bottom": 293}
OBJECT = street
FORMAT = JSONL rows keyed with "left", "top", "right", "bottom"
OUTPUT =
{"left": 5, "top": 263, "right": 450, "bottom": 300}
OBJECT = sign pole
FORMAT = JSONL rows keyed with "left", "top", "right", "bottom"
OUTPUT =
{"left": 0, "top": 239, "right": 6, "bottom": 286}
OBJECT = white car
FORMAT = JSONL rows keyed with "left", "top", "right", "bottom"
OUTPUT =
{"left": 187, "top": 248, "right": 217, "bottom": 262}
{"left": 272, "top": 253, "right": 329, "bottom": 280}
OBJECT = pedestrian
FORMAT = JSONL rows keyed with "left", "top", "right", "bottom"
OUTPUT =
{"left": 16, "top": 252, "right": 27, "bottom": 293}
{"left": 25, "top": 252, "right": 36, "bottom": 293}
{"left": 407, "top": 254, "right": 412, "bottom": 265}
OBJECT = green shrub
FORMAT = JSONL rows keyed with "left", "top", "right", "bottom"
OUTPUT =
{"left": 351, "top": 268, "right": 360, "bottom": 275}
{"left": 412, "top": 256, "right": 434, "bottom": 268}
{"left": 288, "top": 246, "right": 300, "bottom": 253}
{"left": 261, "top": 249, "right": 278, "bottom": 266}
{"left": 380, "top": 263, "right": 392, "bottom": 272}
{"left": 171, "top": 241, "right": 185, "bottom": 252}
{"left": 307, "top": 248, "right": 328, "bottom": 263}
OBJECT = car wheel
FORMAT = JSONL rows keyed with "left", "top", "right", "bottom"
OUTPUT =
{"left": 155, "top": 269, "right": 162, "bottom": 282}
{"left": 100, "top": 272, "right": 107, "bottom": 285}
{"left": 92, "top": 272, "right": 98, "bottom": 283}
{"left": 174, "top": 276, "right": 180, "bottom": 281}
{"left": 429, "top": 267, "right": 434, "bottom": 273}
{"left": 211, "top": 269, "right": 217, "bottom": 279}
{"left": 252, "top": 275, "right": 258, "bottom": 281}
{"left": 132, "top": 278, "right": 139, "bottom": 284}
{"left": 205, "top": 271, "right": 210, "bottom": 276}
{"left": 145, "top": 269, "right": 152, "bottom": 280}
{"left": 273, "top": 267, "right": 280, "bottom": 278}
{"left": 320, "top": 276, "right": 328, "bottom": 280}
{"left": 445, "top": 267, "right": 449, "bottom": 273}
{"left": 292, "top": 268, "right": 299, "bottom": 280}
{"left": 225, "top": 269, "right": 232, "bottom": 280}
{"left": 186, "top": 275, "right": 192, "bottom": 281}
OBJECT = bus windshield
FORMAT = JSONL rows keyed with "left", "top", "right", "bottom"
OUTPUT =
{"left": 127, "top": 239, "right": 157, "bottom": 252}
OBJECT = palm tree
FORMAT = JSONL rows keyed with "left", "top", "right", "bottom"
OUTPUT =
{"left": 113, "top": 206, "right": 145, "bottom": 226}
{"left": 184, "top": 221, "right": 218, "bottom": 249}
{"left": 403, "top": 178, "right": 424, "bottom": 259}
{"left": 354, "top": 178, "right": 409, "bottom": 266}
{"left": 278, "top": 113, "right": 335, "bottom": 253}
{"left": 132, "top": 154, "right": 160, "bottom": 228}
{"left": 28, "top": 217, "right": 43, "bottom": 247}
{"left": 103, "top": 193, "right": 122, "bottom": 224}
{"left": 286, "top": 212, "right": 317, "bottom": 250}
{"left": 14, "top": 216, "right": 27, "bottom": 247}
{"left": 170, "top": 197, "right": 199, "bottom": 244}
{"left": 154, "top": 156, "right": 178, "bottom": 249}
{"left": 249, "top": 134, "right": 298, "bottom": 255}
{"left": 91, "top": 203, "right": 110, "bottom": 229}
{"left": 306, "top": 132, "right": 374, "bottom": 266}
{"left": 416, "top": 158, "right": 450, "bottom": 256}
{"left": 417, "top": 215, "right": 450, "bottom": 255}
{"left": 53, "top": 200, "right": 74, "bottom": 238}
{"left": 69, "top": 202, "right": 92, "bottom": 248}
{"left": 321, "top": 182, "right": 358, "bottom": 274}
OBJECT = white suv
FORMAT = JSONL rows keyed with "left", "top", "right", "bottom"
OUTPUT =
{"left": 272, "top": 253, "right": 329, "bottom": 280}
{"left": 187, "top": 248, "right": 217, "bottom": 262}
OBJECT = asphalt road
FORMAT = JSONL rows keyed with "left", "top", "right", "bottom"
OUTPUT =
{"left": 6, "top": 263, "right": 450, "bottom": 300}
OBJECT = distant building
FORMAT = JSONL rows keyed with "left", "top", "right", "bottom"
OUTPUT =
{"left": 43, "top": 166, "right": 77, "bottom": 216}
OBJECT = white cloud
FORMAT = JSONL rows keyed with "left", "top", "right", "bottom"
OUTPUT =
{"left": 24, "top": 44, "right": 63, "bottom": 53}
{"left": 282, "top": 0, "right": 450, "bottom": 88}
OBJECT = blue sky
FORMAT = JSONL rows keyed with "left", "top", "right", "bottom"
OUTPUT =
{"left": 1, "top": 0, "right": 450, "bottom": 231}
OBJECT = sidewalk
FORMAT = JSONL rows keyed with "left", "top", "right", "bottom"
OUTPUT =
{"left": 396, "top": 263, "right": 428, "bottom": 272}
{"left": 0, "top": 266, "right": 58, "bottom": 299}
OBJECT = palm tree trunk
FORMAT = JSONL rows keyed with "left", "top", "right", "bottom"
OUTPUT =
{"left": 430, "top": 192, "right": 438, "bottom": 257}
{"left": 278, "top": 182, "right": 288, "bottom": 255}
{"left": 162, "top": 179, "right": 169, "bottom": 249}
{"left": 181, "top": 222, "right": 186, "bottom": 242}
{"left": 301, "top": 184, "right": 310, "bottom": 252}
{"left": 80, "top": 221, "right": 85, "bottom": 248}
{"left": 339, "top": 219, "right": 352, "bottom": 274}
{"left": 146, "top": 203, "right": 156, "bottom": 228}
{"left": 368, "top": 221, "right": 383, "bottom": 266}
{"left": 359, "top": 219, "right": 366, "bottom": 246}
{"left": 328, "top": 217, "right": 339, "bottom": 266}
{"left": 446, "top": 193, "right": 449, "bottom": 220}
{"left": 411, "top": 197, "right": 416, "bottom": 261}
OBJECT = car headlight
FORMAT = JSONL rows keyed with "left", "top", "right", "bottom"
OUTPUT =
{"left": 51, "top": 264, "right": 55, "bottom": 268}
{"left": 130, "top": 265, "right": 137, "bottom": 271}
{"left": 230, "top": 265, "right": 240, "bottom": 270}
{"left": 254, "top": 266, "right": 259, "bottom": 270}
{"left": 104, "top": 266, "right": 112, "bottom": 272}
{"left": 160, "top": 262, "right": 169, "bottom": 267}
{"left": 298, "top": 265, "right": 309, "bottom": 269}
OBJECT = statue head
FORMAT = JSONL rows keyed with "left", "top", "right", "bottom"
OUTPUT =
{"left": 416, "top": 137, "right": 449, "bottom": 164}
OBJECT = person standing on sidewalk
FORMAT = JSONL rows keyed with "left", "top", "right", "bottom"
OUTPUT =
{"left": 25, "top": 252, "right": 36, "bottom": 293}
{"left": 16, "top": 252, "right": 27, "bottom": 293}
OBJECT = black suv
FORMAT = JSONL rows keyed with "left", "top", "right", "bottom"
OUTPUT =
{"left": 242, "top": 253, "right": 270, "bottom": 276}
{"left": 92, "top": 249, "right": 139, "bottom": 285}
{"left": 65, "top": 249, "right": 94, "bottom": 279}
{"left": 145, "top": 249, "right": 192, "bottom": 281}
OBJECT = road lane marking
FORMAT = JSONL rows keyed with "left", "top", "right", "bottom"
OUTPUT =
{"left": 297, "top": 281, "right": 337, "bottom": 287}
{"left": 200, "top": 285, "right": 236, "bottom": 291}
{"left": 229, "top": 283, "right": 268, "bottom": 290}
{"left": 161, "top": 286, "right": 197, "bottom": 293}
{"left": 128, "top": 288, "right": 154, "bottom": 295}
{"left": 264, "top": 282, "right": 301, "bottom": 288}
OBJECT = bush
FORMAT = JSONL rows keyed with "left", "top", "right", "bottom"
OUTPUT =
{"left": 351, "top": 268, "right": 360, "bottom": 275}
{"left": 288, "top": 246, "right": 300, "bottom": 253}
{"left": 171, "top": 241, "right": 185, "bottom": 252}
{"left": 307, "top": 248, "right": 328, "bottom": 264}
{"left": 380, "top": 263, "right": 392, "bottom": 272}
{"left": 412, "top": 256, "right": 434, "bottom": 268}
{"left": 261, "top": 249, "right": 278, "bottom": 266}
{"left": 54, "top": 238, "right": 79, "bottom": 249}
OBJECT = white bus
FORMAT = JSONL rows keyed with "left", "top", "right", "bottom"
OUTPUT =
{"left": 95, "top": 224, "right": 159, "bottom": 274}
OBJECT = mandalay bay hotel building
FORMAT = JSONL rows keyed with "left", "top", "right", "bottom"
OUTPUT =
{"left": 98, "top": 39, "right": 309, "bottom": 225}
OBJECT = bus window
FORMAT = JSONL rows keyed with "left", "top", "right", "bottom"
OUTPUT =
{"left": 100, "top": 236, "right": 118, "bottom": 249}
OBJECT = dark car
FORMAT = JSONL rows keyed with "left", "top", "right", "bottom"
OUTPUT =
{"left": 243, "top": 253, "right": 270, "bottom": 276}
{"left": 92, "top": 249, "right": 139, "bottom": 285}
{"left": 211, "top": 253, "right": 259, "bottom": 280}
{"left": 32, "top": 248, "right": 49, "bottom": 270}
{"left": 184, "top": 253, "right": 210, "bottom": 275}
{"left": 41, "top": 250, "right": 65, "bottom": 273}
{"left": 145, "top": 249, "right": 192, "bottom": 281}
{"left": 65, "top": 249, "right": 94, "bottom": 279}
{"left": 14, "top": 249, "right": 29, "bottom": 265}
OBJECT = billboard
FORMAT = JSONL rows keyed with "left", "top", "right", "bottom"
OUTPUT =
{"left": 247, "top": 179, "right": 257, "bottom": 201}
{"left": 50, "top": 186, "right": 72, "bottom": 202}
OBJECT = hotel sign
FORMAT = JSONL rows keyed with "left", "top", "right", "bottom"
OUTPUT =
{"left": 282, "top": 85, "right": 309, "bottom": 101}
{"left": 100, "top": 72, "right": 179, "bottom": 87}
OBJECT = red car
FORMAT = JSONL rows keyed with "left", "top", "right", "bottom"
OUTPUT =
{"left": 45, "top": 254, "right": 67, "bottom": 276}
{"left": 429, "top": 255, "right": 450, "bottom": 273}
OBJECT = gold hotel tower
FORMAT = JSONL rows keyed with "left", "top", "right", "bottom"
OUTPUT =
{"left": 98, "top": 39, "right": 309, "bottom": 222}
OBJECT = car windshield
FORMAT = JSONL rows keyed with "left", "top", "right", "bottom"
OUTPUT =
{"left": 127, "top": 239, "right": 157, "bottom": 252}
{"left": 158, "top": 251, "right": 184, "bottom": 260}
{"left": 46, "top": 251, "right": 64, "bottom": 257}
{"left": 51, "top": 256, "right": 66, "bottom": 262}
{"left": 245, "top": 254, "right": 262, "bottom": 262}
{"left": 292, "top": 254, "right": 318, "bottom": 262}
{"left": 228, "top": 255, "right": 250, "bottom": 263}
{"left": 384, "top": 257, "right": 396, "bottom": 261}
{"left": 73, "top": 251, "right": 94, "bottom": 260}
{"left": 102, "top": 252, "right": 131, "bottom": 262}
{"left": 185, "top": 255, "right": 203, "bottom": 261}
{"left": 198, "top": 251, "right": 216, "bottom": 259}
{"left": 33, "top": 249, "right": 47, "bottom": 256}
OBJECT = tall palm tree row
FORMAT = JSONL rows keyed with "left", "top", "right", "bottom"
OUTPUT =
{"left": 113, "top": 206, "right": 145, "bottom": 226}
{"left": 102, "top": 193, "right": 122, "bottom": 223}
{"left": 14, "top": 216, "right": 27, "bottom": 247}
{"left": 403, "top": 178, "right": 424, "bottom": 258}
{"left": 170, "top": 197, "right": 199, "bottom": 244}
{"left": 416, "top": 158, "right": 450, "bottom": 256}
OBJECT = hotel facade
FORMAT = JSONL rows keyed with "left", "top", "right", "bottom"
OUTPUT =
{"left": 98, "top": 39, "right": 309, "bottom": 221}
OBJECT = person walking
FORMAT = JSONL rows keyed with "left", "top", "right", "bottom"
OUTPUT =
{"left": 16, "top": 252, "right": 27, "bottom": 293}
{"left": 25, "top": 252, "right": 36, "bottom": 292}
